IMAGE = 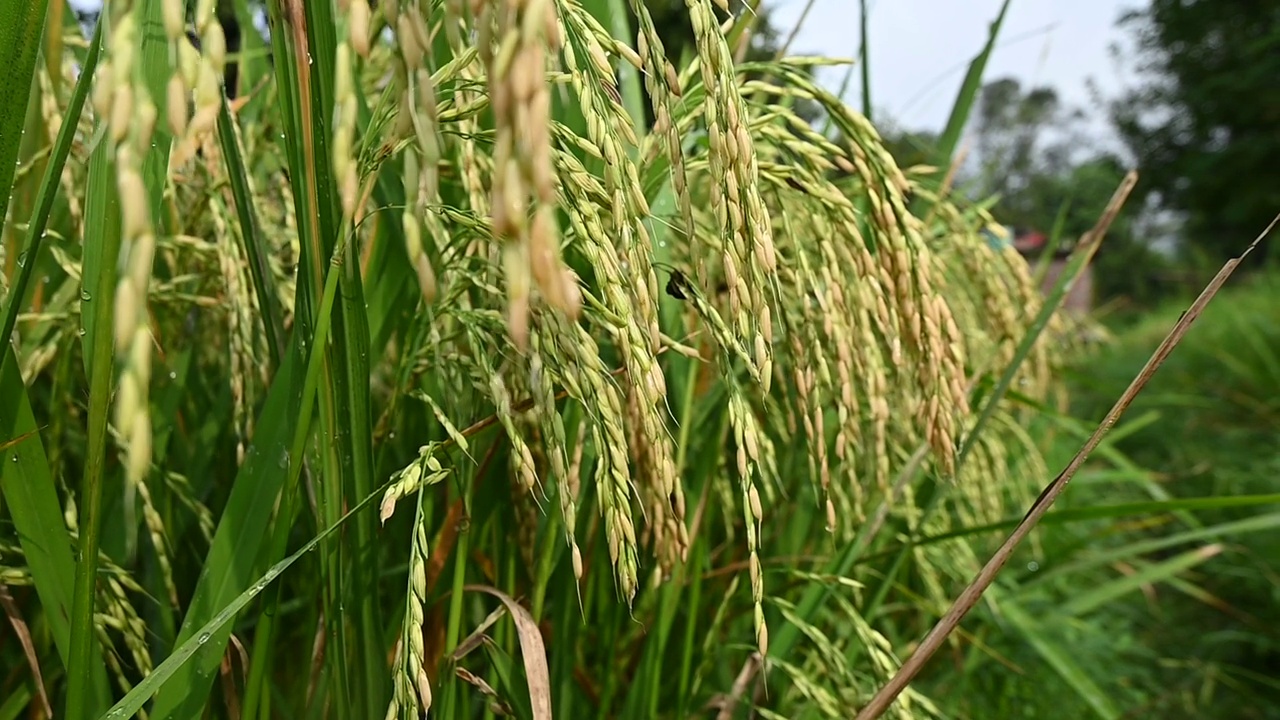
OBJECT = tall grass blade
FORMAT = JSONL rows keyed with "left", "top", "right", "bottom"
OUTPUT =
{"left": 216, "top": 97, "right": 287, "bottom": 368}
{"left": 146, "top": 337, "right": 306, "bottom": 718}
{"left": 859, "top": 0, "right": 871, "bottom": 119}
{"left": 1060, "top": 544, "right": 1223, "bottom": 617}
{"left": 914, "top": 498, "right": 1280, "bottom": 550}
{"left": 79, "top": 119, "right": 120, "bottom": 370}
{"left": 268, "top": 0, "right": 383, "bottom": 713}
{"left": 931, "top": 0, "right": 1010, "bottom": 170}
{"left": 996, "top": 592, "right": 1122, "bottom": 720}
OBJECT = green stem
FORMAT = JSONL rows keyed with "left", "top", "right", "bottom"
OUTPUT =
{"left": 66, "top": 98, "right": 122, "bottom": 720}
{"left": 440, "top": 476, "right": 474, "bottom": 709}
{"left": 338, "top": 218, "right": 386, "bottom": 714}
{"left": 216, "top": 96, "right": 286, "bottom": 369}
{"left": 531, "top": 501, "right": 561, "bottom": 622}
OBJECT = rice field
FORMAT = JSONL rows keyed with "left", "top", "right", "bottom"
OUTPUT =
{"left": 0, "top": 1, "right": 1187, "bottom": 718}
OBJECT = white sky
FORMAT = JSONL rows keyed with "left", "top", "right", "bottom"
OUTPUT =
{"left": 770, "top": 0, "right": 1138, "bottom": 139}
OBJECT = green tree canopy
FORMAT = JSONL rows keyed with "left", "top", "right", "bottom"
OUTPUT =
{"left": 1110, "top": 0, "right": 1280, "bottom": 266}
{"left": 880, "top": 77, "right": 1175, "bottom": 311}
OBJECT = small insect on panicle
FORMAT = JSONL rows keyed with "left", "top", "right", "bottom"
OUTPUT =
{"left": 665, "top": 269, "right": 688, "bottom": 300}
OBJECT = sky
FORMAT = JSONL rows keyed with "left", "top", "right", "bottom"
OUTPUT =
{"left": 769, "top": 0, "right": 1139, "bottom": 139}
{"left": 67, "top": 0, "right": 1138, "bottom": 141}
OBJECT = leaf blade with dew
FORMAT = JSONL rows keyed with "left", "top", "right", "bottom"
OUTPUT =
{"left": 147, "top": 220, "right": 356, "bottom": 719}
{"left": 98, "top": 463, "right": 397, "bottom": 720}
{"left": 78, "top": 106, "right": 121, "bottom": 374}
{"left": 329, "top": 81, "right": 386, "bottom": 720}
{"left": 853, "top": 213, "right": 1280, "bottom": 720}
{"left": 142, "top": 350, "right": 303, "bottom": 718}
{"left": 0, "top": 345, "right": 112, "bottom": 709}
{"left": 67, "top": 12, "right": 134, "bottom": 719}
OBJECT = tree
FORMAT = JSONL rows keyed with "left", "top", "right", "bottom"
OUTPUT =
{"left": 1110, "top": 0, "right": 1280, "bottom": 266}
{"left": 881, "top": 78, "right": 1174, "bottom": 311}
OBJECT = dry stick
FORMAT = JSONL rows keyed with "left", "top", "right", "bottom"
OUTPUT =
{"left": 854, "top": 210, "right": 1280, "bottom": 720}
{"left": 0, "top": 585, "right": 53, "bottom": 718}
{"left": 714, "top": 651, "right": 763, "bottom": 720}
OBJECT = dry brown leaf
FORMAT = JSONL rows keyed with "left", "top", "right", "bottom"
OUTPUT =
{"left": 463, "top": 585, "right": 552, "bottom": 720}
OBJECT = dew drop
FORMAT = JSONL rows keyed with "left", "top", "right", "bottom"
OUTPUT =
{"left": 80, "top": 289, "right": 92, "bottom": 302}
{"left": 10, "top": 455, "right": 18, "bottom": 462}
{"left": 1027, "top": 561, "right": 1040, "bottom": 572}
{"left": 42, "top": 275, "right": 50, "bottom": 284}
{"left": 77, "top": 327, "right": 87, "bottom": 337}
{"left": 277, "top": 450, "right": 289, "bottom": 469}
{"left": 169, "top": 371, "right": 177, "bottom": 379}
{"left": 197, "top": 632, "right": 211, "bottom": 644}
{"left": 17, "top": 252, "right": 27, "bottom": 267}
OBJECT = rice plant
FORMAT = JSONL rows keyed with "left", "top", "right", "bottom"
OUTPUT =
{"left": 0, "top": 0, "right": 1078, "bottom": 717}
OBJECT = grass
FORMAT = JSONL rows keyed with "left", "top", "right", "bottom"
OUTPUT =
{"left": 1056, "top": 273, "right": 1280, "bottom": 718}
{"left": 913, "top": 271, "right": 1280, "bottom": 720}
{"left": 1, "top": 1, "right": 1275, "bottom": 719}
